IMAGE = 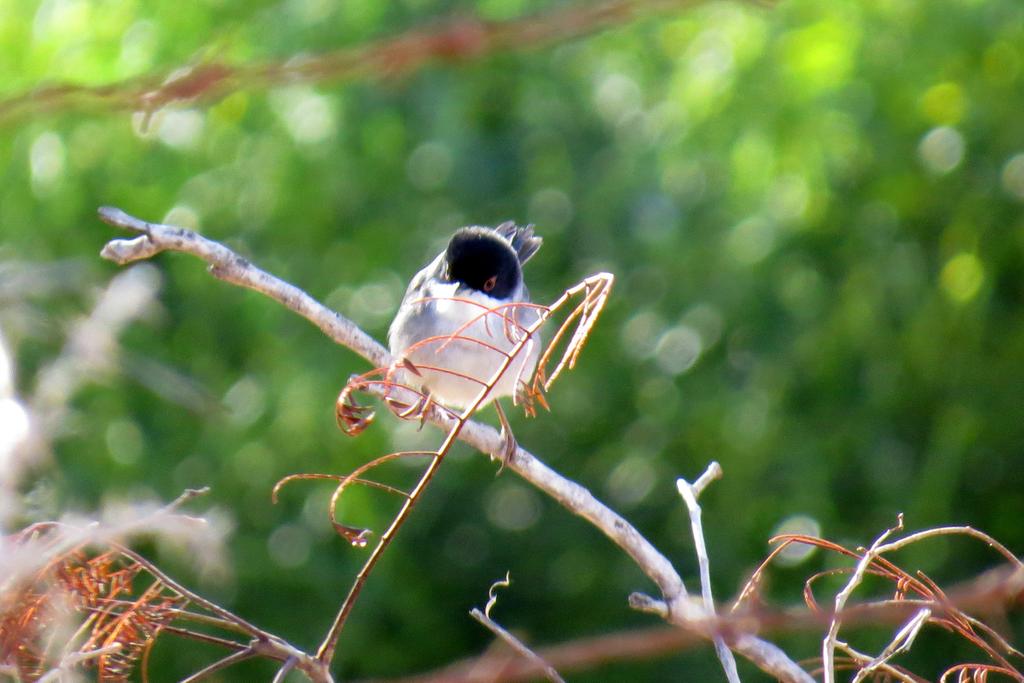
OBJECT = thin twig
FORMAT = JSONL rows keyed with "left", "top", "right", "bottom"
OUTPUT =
{"left": 36, "top": 644, "right": 124, "bottom": 683}
{"left": 272, "top": 657, "right": 299, "bottom": 683}
{"left": 874, "top": 526, "right": 1023, "bottom": 568}
{"left": 690, "top": 461, "right": 722, "bottom": 498}
{"left": 834, "top": 642, "right": 924, "bottom": 683}
{"left": 178, "top": 648, "right": 257, "bottom": 683}
{"left": 109, "top": 543, "right": 331, "bottom": 681}
{"left": 317, "top": 285, "right": 556, "bottom": 663}
{"left": 159, "top": 625, "right": 249, "bottom": 651}
{"left": 356, "top": 562, "right": 1024, "bottom": 683}
{"left": 677, "top": 465, "right": 740, "bottom": 683}
{"left": 851, "top": 608, "right": 931, "bottom": 683}
{"left": 469, "top": 610, "right": 565, "bottom": 683}
{"left": 468, "top": 573, "right": 565, "bottom": 683}
{"left": 823, "top": 514, "right": 905, "bottom": 683}
{"left": 628, "top": 592, "right": 669, "bottom": 618}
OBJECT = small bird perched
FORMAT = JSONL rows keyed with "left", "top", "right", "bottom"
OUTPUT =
{"left": 388, "top": 222, "right": 542, "bottom": 462}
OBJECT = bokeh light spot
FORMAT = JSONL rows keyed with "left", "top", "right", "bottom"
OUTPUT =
{"left": 983, "top": 41, "right": 1020, "bottom": 86}
{"left": 30, "top": 132, "right": 65, "bottom": 194}
{"left": 940, "top": 252, "right": 985, "bottom": 304}
{"left": 653, "top": 325, "right": 702, "bottom": 376}
{"left": 682, "top": 303, "right": 724, "bottom": 349}
{"left": 230, "top": 442, "right": 274, "bottom": 488}
{"left": 105, "top": 418, "right": 143, "bottom": 466}
{"left": 486, "top": 481, "right": 541, "bottom": 531}
{"left": 157, "top": 109, "right": 205, "bottom": 150}
{"left": 767, "top": 174, "right": 810, "bottom": 223}
{"left": 594, "top": 73, "right": 642, "bottom": 126}
{"left": 528, "top": 187, "right": 573, "bottom": 232}
{"left": 632, "top": 193, "right": 680, "bottom": 245}
{"left": 727, "top": 215, "right": 776, "bottom": 265}
{"left": 1000, "top": 153, "right": 1024, "bottom": 202}
{"left": 272, "top": 88, "right": 337, "bottom": 145}
{"left": 918, "top": 126, "right": 965, "bottom": 174}
{"left": 119, "top": 20, "right": 158, "bottom": 74}
{"left": 224, "top": 376, "right": 267, "bottom": 429}
{"left": 620, "top": 309, "right": 665, "bottom": 360}
{"left": 406, "top": 141, "right": 453, "bottom": 191}
{"left": 0, "top": 398, "right": 30, "bottom": 460}
{"left": 920, "top": 82, "right": 965, "bottom": 125}
{"left": 267, "top": 523, "right": 311, "bottom": 568}
{"left": 781, "top": 19, "right": 857, "bottom": 96}
{"left": 606, "top": 455, "right": 657, "bottom": 508}
{"left": 770, "top": 514, "right": 822, "bottom": 566}
{"left": 350, "top": 275, "right": 403, "bottom": 328}
{"left": 162, "top": 205, "right": 199, "bottom": 231}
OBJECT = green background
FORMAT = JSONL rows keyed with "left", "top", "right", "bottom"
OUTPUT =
{"left": 2, "top": 0, "right": 1023, "bottom": 679}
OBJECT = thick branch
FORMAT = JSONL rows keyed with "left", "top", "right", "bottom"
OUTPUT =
{"left": 98, "top": 207, "right": 811, "bottom": 682}
{"left": 99, "top": 207, "right": 387, "bottom": 368}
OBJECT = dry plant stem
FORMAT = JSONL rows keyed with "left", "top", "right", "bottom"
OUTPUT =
{"left": 316, "top": 443, "right": 447, "bottom": 663}
{"left": 354, "top": 626, "right": 702, "bottom": 683}
{"left": 6, "top": 485, "right": 211, "bottom": 598}
{"left": 823, "top": 516, "right": 904, "bottom": 683}
{"left": 467, "top": 573, "right": 565, "bottom": 683}
{"left": 178, "top": 648, "right": 257, "bottom": 683}
{"left": 469, "top": 609, "right": 565, "bottom": 683}
{"left": 112, "top": 544, "right": 332, "bottom": 682}
{"left": 834, "top": 643, "right": 923, "bottom": 683}
{"left": 36, "top": 644, "right": 124, "bottom": 683}
{"left": 98, "top": 207, "right": 813, "bottom": 683}
{"left": 348, "top": 562, "right": 1024, "bottom": 683}
{"left": 0, "top": 0, "right": 753, "bottom": 126}
{"left": 159, "top": 625, "right": 251, "bottom": 651}
{"left": 875, "top": 526, "right": 1023, "bottom": 568}
{"left": 850, "top": 608, "right": 931, "bottom": 683}
{"left": 676, "top": 463, "right": 740, "bottom": 683}
{"left": 319, "top": 290, "right": 554, "bottom": 662}
{"left": 273, "top": 657, "right": 299, "bottom": 683}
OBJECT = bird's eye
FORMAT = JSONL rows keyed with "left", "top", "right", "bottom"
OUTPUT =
{"left": 483, "top": 275, "right": 498, "bottom": 292}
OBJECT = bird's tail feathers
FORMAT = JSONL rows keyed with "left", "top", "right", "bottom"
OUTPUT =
{"left": 494, "top": 221, "right": 542, "bottom": 265}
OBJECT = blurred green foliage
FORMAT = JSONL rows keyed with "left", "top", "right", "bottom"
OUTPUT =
{"left": 2, "top": 0, "right": 1024, "bottom": 679}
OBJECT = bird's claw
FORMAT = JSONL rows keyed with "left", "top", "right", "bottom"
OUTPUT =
{"left": 394, "top": 390, "right": 434, "bottom": 431}
{"left": 493, "top": 401, "right": 518, "bottom": 474}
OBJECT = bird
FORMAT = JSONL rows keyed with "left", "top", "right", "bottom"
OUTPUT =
{"left": 387, "top": 222, "right": 543, "bottom": 463}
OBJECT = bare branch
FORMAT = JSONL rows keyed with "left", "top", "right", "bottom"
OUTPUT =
{"left": 468, "top": 573, "right": 565, "bottom": 683}
{"left": 823, "top": 514, "right": 905, "bottom": 683}
{"left": 833, "top": 643, "right": 923, "bottom": 683}
{"left": 364, "top": 562, "right": 1024, "bottom": 683}
{"left": 36, "top": 644, "right": 124, "bottom": 683}
{"left": 690, "top": 460, "right": 723, "bottom": 499}
{"left": 874, "top": 525, "right": 1024, "bottom": 568}
{"left": 97, "top": 207, "right": 816, "bottom": 683}
{"left": 0, "top": 0, "right": 758, "bottom": 127}
{"left": 677, "top": 465, "right": 740, "bottom": 683}
{"left": 628, "top": 592, "right": 669, "bottom": 618}
{"left": 178, "top": 648, "right": 258, "bottom": 683}
{"left": 851, "top": 608, "right": 931, "bottom": 683}
{"left": 98, "top": 206, "right": 388, "bottom": 368}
